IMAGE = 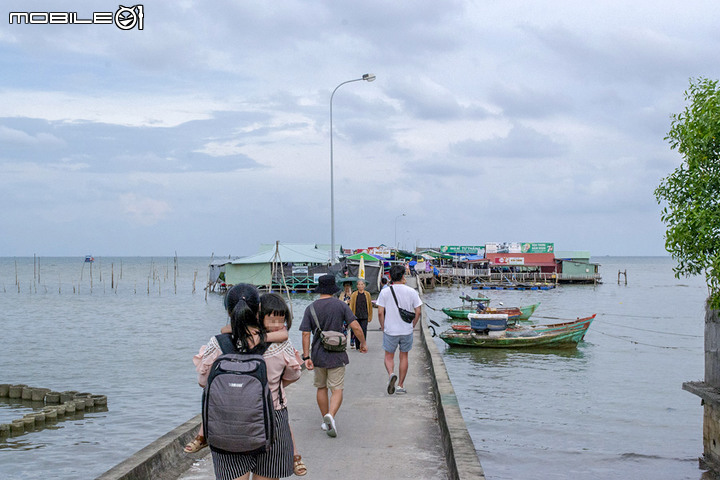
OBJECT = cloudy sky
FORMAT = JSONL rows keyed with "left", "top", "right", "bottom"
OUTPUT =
{"left": 1, "top": 1, "right": 717, "bottom": 257}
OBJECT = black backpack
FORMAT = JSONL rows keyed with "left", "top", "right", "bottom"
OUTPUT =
{"left": 201, "top": 334, "right": 275, "bottom": 454}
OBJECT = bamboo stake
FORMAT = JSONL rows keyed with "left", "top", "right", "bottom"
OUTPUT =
{"left": 205, "top": 252, "right": 214, "bottom": 302}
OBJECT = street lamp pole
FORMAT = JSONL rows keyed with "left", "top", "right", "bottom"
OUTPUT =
{"left": 394, "top": 213, "right": 406, "bottom": 251}
{"left": 330, "top": 73, "right": 376, "bottom": 264}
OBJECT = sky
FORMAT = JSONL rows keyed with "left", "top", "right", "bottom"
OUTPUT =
{"left": 1, "top": 1, "right": 718, "bottom": 257}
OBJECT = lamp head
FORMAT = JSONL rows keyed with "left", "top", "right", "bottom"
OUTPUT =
{"left": 362, "top": 73, "right": 376, "bottom": 82}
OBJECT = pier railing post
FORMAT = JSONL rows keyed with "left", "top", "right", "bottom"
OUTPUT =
{"left": 683, "top": 302, "right": 720, "bottom": 474}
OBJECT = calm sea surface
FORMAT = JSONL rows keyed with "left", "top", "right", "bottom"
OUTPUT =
{"left": 0, "top": 256, "right": 709, "bottom": 479}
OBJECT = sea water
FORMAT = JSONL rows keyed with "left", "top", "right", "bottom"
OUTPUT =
{"left": 0, "top": 256, "right": 710, "bottom": 479}
{"left": 425, "top": 256, "right": 707, "bottom": 479}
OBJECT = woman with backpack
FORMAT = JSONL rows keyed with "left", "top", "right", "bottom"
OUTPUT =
{"left": 193, "top": 283, "right": 300, "bottom": 480}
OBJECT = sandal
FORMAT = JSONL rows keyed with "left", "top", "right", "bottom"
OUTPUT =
{"left": 293, "top": 454, "right": 307, "bottom": 476}
{"left": 184, "top": 434, "right": 207, "bottom": 453}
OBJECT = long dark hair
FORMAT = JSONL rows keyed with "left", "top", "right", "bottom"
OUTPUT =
{"left": 224, "top": 283, "right": 265, "bottom": 353}
{"left": 260, "top": 292, "right": 293, "bottom": 329}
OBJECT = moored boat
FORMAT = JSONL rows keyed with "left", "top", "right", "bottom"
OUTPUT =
{"left": 441, "top": 301, "right": 540, "bottom": 322}
{"left": 439, "top": 314, "right": 595, "bottom": 348}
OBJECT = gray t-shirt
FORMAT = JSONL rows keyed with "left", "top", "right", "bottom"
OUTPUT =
{"left": 299, "top": 297, "right": 356, "bottom": 368}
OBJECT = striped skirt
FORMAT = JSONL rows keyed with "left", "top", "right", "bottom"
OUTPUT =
{"left": 211, "top": 407, "right": 294, "bottom": 480}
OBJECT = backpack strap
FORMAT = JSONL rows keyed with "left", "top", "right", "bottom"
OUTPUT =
{"left": 278, "top": 366, "right": 286, "bottom": 407}
{"left": 215, "top": 333, "right": 237, "bottom": 354}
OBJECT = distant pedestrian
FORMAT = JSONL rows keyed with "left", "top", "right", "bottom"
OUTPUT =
{"left": 338, "top": 280, "right": 352, "bottom": 305}
{"left": 376, "top": 265, "right": 422, "bottom": 395}
{"left": 300, "top": 274, "right": 368, "bottom": 438}
{"left": 349, "top": 279, "right": 372, "bottom": 350}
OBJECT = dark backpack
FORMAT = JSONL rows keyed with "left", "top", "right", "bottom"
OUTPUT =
{"left": 201, "top": 334, "right": 275, "bottom": 454}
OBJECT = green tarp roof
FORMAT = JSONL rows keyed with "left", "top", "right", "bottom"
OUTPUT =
{"left": 346, "top": 252, "right": 382, "bottom": 262}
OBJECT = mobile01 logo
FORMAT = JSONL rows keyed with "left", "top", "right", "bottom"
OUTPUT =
{"left": 9, "top": 5, "right": 144, "bottom": 30}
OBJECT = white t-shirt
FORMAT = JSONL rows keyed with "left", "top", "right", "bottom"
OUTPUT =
{"left": 376, "top": 283, "right": 423, "bottom": 336}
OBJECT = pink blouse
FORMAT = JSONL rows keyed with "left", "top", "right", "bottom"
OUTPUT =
{"left": 193, "top": 337, "right": 302, "bottom": 410}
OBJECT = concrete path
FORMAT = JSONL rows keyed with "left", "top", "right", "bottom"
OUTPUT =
{"left": 178, "top": 323, "right": 450, "bottom": 480}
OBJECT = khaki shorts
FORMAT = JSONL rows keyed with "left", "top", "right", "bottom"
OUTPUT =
{"left": 313, "top": 366, "right": 345, "bottom": 391}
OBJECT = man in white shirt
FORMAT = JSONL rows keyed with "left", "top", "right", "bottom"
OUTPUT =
{"left": 376, "top": 264, "right": 423, "bottom": 395}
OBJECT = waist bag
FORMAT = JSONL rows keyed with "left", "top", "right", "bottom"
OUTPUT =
{"left": 390, "top": 286, "right": 416, "bottom": 324}
{"left": 309, "top": 304, "right": 347, "bottom": 352}
{"left": 202, "top": 334, "right": 275, "bottom": 454}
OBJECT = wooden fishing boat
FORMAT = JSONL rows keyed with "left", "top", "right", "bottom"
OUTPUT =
{"left": 441, "top": 302, "right": 540, "bottom": 321}
{"left": 439, "top": 314, "right": 595, "bottom": 348}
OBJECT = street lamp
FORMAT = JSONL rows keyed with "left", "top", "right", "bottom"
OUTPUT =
{"left": 394, "top": 213, "right": 406, "bottom": 251}
{"left": 330, "top": 73, "right": 376, "bottom": 263}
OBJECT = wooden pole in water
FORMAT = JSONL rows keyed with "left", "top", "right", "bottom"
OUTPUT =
{"left": 174, "top": 251, "right": 178, "bottom": 295}
{"left": 205, "top": 252, "right": 214, "bottom": 303}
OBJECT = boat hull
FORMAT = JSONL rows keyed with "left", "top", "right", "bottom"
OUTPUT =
{"left": 439, "top": 315, "right": 595, "bottom": 348}
{"left": 442, "top": 302, "right": 540, "bottom": 321}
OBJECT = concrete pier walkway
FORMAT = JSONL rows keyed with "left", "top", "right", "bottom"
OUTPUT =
{"left": 97, "top": 311, "right": 485, "bottom": 480}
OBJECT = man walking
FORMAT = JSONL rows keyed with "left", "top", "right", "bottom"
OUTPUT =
{"left": 376, "top": 264, "right": 422, "bottom": 395}
{"left": 300, "top": 274, "right": 368, "bottom": 437}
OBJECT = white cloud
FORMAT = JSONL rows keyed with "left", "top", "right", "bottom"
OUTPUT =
{"left": 0, "top": 125, "right": 64, "bottom": 146}
{"left": 119, "top": 194, "right": 172, "bottom": 226}
{"left": 0, "top": 89, "right": 234, "bottom": 127}
{"left": 2, "top": 1, "right": 719, "bottom": 255}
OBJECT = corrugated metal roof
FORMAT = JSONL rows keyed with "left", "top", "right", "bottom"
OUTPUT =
{"left": 554, "top": 251, "right": 591, "bottom": 260}
{"left": 231, "top": 243, "right": 331, "bottom": 265}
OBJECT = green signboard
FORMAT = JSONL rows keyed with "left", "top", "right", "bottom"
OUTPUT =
{"left": 521, "top": 243, "right": 554, "bottom": 253}
{"left": 440, "top": 245, "right": 485, "bottom": 255}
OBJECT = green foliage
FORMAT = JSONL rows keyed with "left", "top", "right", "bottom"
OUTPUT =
{"left": 655, "top": 77, "right": 720, "bottom": 309}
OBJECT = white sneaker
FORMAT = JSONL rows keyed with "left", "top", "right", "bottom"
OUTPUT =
{"left": 395, "top": 386, "right": 407, "bottom": 395}
{"left": 387, "top": 373, "right": 397, "bottom": 395}
{"left": 323, "top": 413, "right": 337, "bottom": 437}
{"left": 321, "top": 422, "right": 328, "bottom": 431}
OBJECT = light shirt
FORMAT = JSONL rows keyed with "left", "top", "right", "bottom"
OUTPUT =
{"left": 376, "top": 283, "right": 422, "bottom": 336}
